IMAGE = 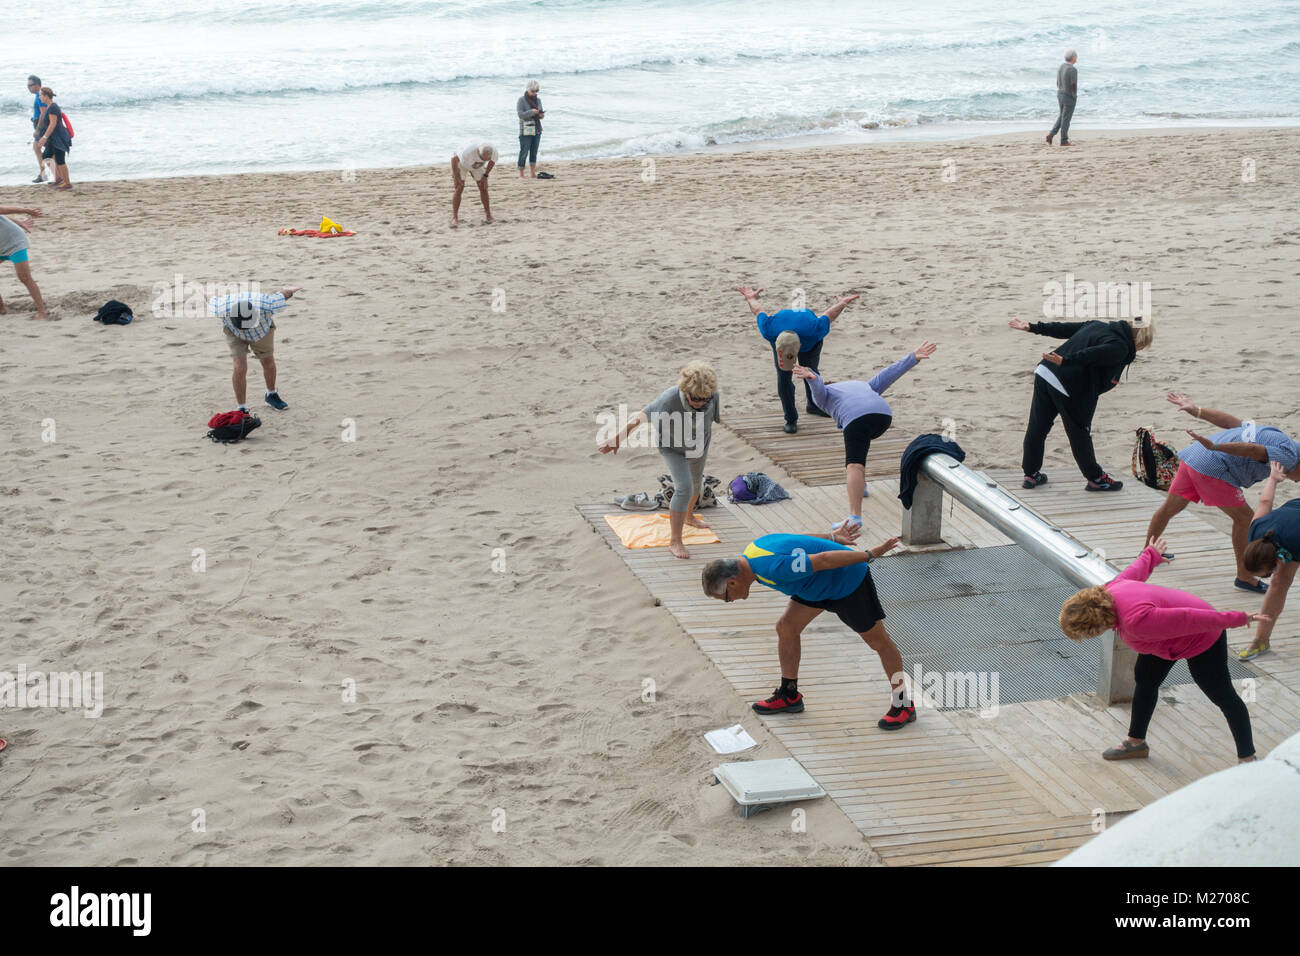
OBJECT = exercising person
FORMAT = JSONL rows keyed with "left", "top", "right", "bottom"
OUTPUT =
{"left": 1146, "top": 392, "right": 1300, "bottom": 595}
{"left": 1238, "top": 461, "right": 1300, "bottom": 660}
{"left": 737, "top": 285, "right": 858, "bottom": 433}
{"left": 700, "top": 523, "right": 917, "bottom": 729}
{"left": 792, "top": 341, "right": 937, "bottom": 530}
{"left": 1010, "top": 316, "right": 1154, "bottom": 491}
{"left": 1059, "top": 536, "right": 1265, "bottom": 763}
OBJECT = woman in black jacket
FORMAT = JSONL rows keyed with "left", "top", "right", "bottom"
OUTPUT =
{"left": 1009, "top": 317, "right": 1154, "bottom": 491}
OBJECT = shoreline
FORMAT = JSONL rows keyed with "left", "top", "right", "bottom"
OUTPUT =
{"left": 3, "top": 121, "right": 1297, "bottom": 189}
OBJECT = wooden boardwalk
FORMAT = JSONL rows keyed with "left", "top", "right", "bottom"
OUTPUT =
{"left": 580, "top": 438, "right": 1300, "bottom": 865}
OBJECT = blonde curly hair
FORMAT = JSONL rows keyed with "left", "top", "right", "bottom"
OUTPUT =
{"left": 1059, "top": 586, "right": 1118, "bottom": 640}
{"left": 678, "top": 361, "right": 718, "bottom": 402}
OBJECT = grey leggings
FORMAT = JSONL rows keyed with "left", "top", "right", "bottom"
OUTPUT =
{"left": 661, "top": 449, "right": 707, "bottom": 513}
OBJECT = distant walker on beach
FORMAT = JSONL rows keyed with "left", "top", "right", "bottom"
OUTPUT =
{"left": 1047, "top": 49, "right": 1078, "bottom": 147}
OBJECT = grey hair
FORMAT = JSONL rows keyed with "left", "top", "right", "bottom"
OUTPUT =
{"left": 701, "top": 559, "right": 740, "bottom": 598}
{"left": 1065, "top": 49, "right": 1077, "bottom": 62}
{"left": 526, "top": 78, "right": 540, "bottom": 93}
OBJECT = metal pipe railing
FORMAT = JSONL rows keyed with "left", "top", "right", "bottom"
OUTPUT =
{"left": 907, "top": 453, "right": 1135, "bottom": 703}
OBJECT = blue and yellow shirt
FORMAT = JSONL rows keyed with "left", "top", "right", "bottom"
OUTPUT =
{"left": 743, "top": 533, "right": 866, "bottom": 602}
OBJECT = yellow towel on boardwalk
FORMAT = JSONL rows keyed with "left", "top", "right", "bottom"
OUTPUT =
{"left": 604, "top": 513, "right": 720, "bottom": 549}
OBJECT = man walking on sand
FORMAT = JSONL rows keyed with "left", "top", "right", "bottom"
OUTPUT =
{"left": 207, "top": 285, "right": 303, "bottom": 412}
{"left": 701, "top": 522, "right": 918, "bottom": 730}
{"left": 1047, "top": 50, "right": 1078, "bottom": 146}
{"left": 26, "top": 75, "right": 47, "bottom": 182}
{"left": 451, "top": 142, "right": 497, "bottom": 227}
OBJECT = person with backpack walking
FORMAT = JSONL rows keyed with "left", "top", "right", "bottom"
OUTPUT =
{"left": 1144, "top": 392, "right": 1300, "bottom": 596}
{"left": 1238, "top": 462, "right": 1300, "bottom": 660}
{"left": 737, "top": 285, "right": 859, "bottom": 433}
{"left": 1009, "top": 315, "right": 1154, "bottom": 492}
{"left": 0, "top": 205, "right": 49, "bottom": 319}
{"left": 34, "top": 87, "right": 72, "bottom": 190}
{"left": 206, "top": 285, "right": 303, "bottom": 412}
{"left": 1059, "top": 535, "right": 1266, "bottom": 764}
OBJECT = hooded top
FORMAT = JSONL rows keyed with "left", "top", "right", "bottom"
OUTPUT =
{"left": 1027, "top": 319, "right": 1137, "bottom": 401}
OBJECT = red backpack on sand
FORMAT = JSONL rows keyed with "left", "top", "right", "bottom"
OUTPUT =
{"left": 207, "top": 410, "right": 261, "bottom": 443}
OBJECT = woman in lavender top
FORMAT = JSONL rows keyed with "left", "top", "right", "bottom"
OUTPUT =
{"left": 793, "top": 341, "right": 937, "bottom": 529}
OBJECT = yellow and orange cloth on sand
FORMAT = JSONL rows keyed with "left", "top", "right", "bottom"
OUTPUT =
{"left": 604, "top": 513, "right": 720, "bottom": 549}
{"left": 278, "top": 216, "right": 356, "bottom": 238}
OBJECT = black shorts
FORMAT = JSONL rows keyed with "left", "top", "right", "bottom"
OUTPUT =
{"left": 42, "top": 144, "right": 66, "bottom": 164}
{"left": 791, "top": 571, "right": 885, "bottom": 633}
{"left": 843, "top": 412, "right": 892, "bottom": 466}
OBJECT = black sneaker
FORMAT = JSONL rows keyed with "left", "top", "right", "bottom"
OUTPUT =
{"left": 878, "top": 703, "right": 916, "bottom": 730}
{"left": 805, "top": 404, "right": 831, "bottom": 418}
{"left": 32, "top": 175, "right": 45, "bottom": 184}
{"left": 782, "top": 421, "right": 797, "bottom": 434}
{"left": 753, "top": 688, "right": 804, "bottom": 714}
{"left": 1086, "top": 473, "right": 1123, "bottom": 492}
{"left": 1023, "top": 472, "right": 1048, "bottom": 489}
{"left": 264, "top": 391, "right": 289, "bottom": 411}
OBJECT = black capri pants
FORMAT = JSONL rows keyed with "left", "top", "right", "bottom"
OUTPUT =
{"left": 843, "top": 413, "right": 892, "bottom": 466}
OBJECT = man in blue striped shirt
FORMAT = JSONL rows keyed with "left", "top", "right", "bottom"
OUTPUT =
{"left": 207, "top": 285, "right": 302, "bottom": 411}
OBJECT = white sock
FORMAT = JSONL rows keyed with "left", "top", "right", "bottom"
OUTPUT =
{"left": 237, "top": 404, "right": 249, "bottom": 412}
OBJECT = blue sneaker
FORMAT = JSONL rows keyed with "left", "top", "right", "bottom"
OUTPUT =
{"left": 264, "top": 391, "right": 288, "bottom": 411}
{"left": 1234, "top": 578, "right": 1268, "bottom": 594}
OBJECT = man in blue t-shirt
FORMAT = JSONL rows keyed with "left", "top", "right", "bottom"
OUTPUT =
{"left": 26, "top": 75, "right": 46, "bottom": 183}
{"left": 1146, "top": 392, "right": 1300, "bottom": 595}
{"left": 737, "top": 284, "right": 859, "bottom": 434}
{"left": 701, "top": 523, "right": 916, "bottom": 729}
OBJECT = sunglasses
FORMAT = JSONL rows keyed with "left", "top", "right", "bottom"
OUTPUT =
{"left": 686, "top": 393, "right": 711, "bottom": 407}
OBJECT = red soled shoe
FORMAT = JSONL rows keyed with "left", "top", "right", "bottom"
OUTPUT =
{"left": 878, "top": 703, "right": 916, "bottom": 730}
{"left": 752, "top": 688, "right": 804, "bottom": 714}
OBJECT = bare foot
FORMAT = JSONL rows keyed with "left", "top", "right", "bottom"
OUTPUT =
{"left": 34, "top": 311, "right": 48, "bottom": 320}
{"left": 0, "top": 301, "right": 6, "bottom": 315}
{"left": 685, "top": 515, "right": 709, "bottom": 529}
{"left": 484, "top": 216, "right": 496, "bottom": 224}
{"left": 669, "top": 541, "right": 690, "bottom": 559}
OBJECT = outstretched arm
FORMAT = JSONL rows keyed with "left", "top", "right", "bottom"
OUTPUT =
{"left": 822, "top": 293, "right": 859, "bottom": 323}
{"left": 1252, "top": 462, "right": 1286, "bottom": 522}
{"left": 738, "top": 285, "right": 763, "bottom": 317}
{"left": 809, "top": 536, "right": 900, "bottom": 569}
{"left": 598, "top": 409, "right": 649, "bottom": 454}
{"left": 1186, "top": 431, "right": 1267, "bottom": 462}
{"left": 1113, "top": 538, "right": 1170, "bottom": 584}
{"left": 0, "top": 206, "right": 42, "bottom": 217}
{"left": 867, "top": 344, "right": 933, "bottom": 394}
{"left": 1166, "top": 392, "right": 1243, "bottom": 430}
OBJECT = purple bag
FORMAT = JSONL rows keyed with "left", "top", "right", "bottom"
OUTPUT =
{"left": 728, "top": 475, "right": 755, "bottom": 502}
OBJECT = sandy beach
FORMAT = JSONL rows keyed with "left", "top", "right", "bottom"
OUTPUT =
{"left": 1, "top": 126, "right": 1297, "bottom": 865}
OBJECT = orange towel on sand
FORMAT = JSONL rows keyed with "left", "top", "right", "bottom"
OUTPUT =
{"left": 604, "top": 513, "right": 720, "bottom": 549}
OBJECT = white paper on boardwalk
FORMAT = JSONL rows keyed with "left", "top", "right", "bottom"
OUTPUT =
{"left": 705, "top": 725, "right": 757, "bottom": 755}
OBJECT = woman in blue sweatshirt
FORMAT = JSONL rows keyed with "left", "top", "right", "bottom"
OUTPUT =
{"left": 793, "top": 341, "right": 937, "bottom": 529}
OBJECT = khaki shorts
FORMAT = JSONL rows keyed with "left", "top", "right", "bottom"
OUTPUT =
{"left": 224, "top": 325, "right": 274, "bottom": 359}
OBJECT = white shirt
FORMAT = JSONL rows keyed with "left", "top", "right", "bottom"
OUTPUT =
{"left": 457, "top": 143, "right": 498, "bottom": 180}
{"left": 1035, "top": 364, "right": 1069, "bottom": 397}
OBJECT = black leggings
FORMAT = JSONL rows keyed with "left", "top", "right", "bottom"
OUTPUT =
{"left": 1020, "top": 374, "right": 1102, "bottom": 481}
{"left": 773, "top": 338, "right": 823, "bottom": 425}
{"left": 1128, "top": 631, "right": 1254, "bottom": 759}
{"left": 517, "top": 133, "right": 540, "bottom": 168}
{"left": 843, "top": 413, "right": 892, "bottom": 466}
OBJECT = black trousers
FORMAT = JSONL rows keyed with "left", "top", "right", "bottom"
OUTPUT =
{"left": 773, "top": 338, "right": 823, "bottom": 425}
{"left": 1021, "top": 374, "right": 1102, "bottom": 481}
{"left": 1128, "top": 632, "right": 1254, "bottom": 759}
{"left": 1050, "top": 92, "right": 1076, "bottom": 142}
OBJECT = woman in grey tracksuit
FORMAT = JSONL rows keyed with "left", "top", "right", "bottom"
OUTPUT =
{"left": 516, "top": 80, "right": 544, "bottom": 177}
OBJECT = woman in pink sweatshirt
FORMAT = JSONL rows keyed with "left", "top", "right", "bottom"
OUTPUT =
{"left": 1059, "top": 536, "right": 1268, "bottom": 762}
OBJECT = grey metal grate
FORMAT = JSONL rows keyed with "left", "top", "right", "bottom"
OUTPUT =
{"left": 868, "top": 545, "right": 1255, "bottom": 710}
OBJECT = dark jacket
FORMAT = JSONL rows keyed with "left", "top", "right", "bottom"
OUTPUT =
{"left": 1029, "top": 319, "right": 1136, "bottom": 400}
{"left": 898, "top": 434, "right": 966, "bottom": 510}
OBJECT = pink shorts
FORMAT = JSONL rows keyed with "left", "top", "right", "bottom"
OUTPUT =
{"left": 1169, "top": 461, "right": 1247, "bottom": 508}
